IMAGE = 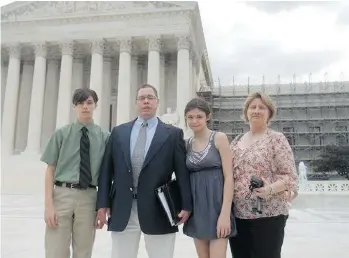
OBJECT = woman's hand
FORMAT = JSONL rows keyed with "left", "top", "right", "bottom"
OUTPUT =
{"left": 216, "top": 212, "right": 231, "bottom": 238}
{"left": 253, "top": 177, "right": 272, "bottom": 199}
{"left": 254, "top": 186, "right": 271, "bottom": 199}
{"left": 285, "top": 190, "right": 298, "bottom": 202}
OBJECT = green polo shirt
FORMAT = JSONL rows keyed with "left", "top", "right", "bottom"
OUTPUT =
{"left": 40, "top": 121, "right": 110, "bottom": 186}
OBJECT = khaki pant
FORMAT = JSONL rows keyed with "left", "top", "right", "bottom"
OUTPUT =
{"left": 111, "top": 200, "right": 176, "bottom": 258}
{"left": 45, "top": 186, "right": 97, "bottom": 258}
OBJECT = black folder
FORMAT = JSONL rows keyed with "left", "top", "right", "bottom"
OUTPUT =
{"left": 155, "top": 179, "right": 182, "bottom": 226}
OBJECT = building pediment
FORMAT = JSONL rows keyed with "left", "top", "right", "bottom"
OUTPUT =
{"left": 1, "top": 1, "right": 187, "bottom": 21}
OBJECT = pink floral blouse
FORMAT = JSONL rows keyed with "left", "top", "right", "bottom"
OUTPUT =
{"left": 230, "top": 129, "right": 298, "bottom": 219}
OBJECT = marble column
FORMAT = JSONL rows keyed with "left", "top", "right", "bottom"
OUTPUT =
{"left": 1, "top": 58, "right": 9, "bottom": 120}
{"left": 189, "top": 51, "right": 194, "bottom": 99}
{"left": 130, "top": 55, "right": 139, "bottom": 118}
{"left": 147, "top": 36, "right": 161, "bottom": 101}
{"left": 70, "top": 57, "right": 84, "bottom": 122}
{"left": 15, "top": 61, "right": 34, "bottom": 153}
{"left": 159, "top": 53, "right": 166, "bottom": 115}
{"left": 2, "top": 44, "right": 21, "bottom": 156}
{"left": 102, "top": 57, "right": 112, "bottom": 131}
{"left": 112, "top": 62, "right": 119, "bottom": 126}
{"left": 191, "top": 53, "right": 198, "bottom": 98}
{"left": 111, "top": 101, "right": 117, "bottom": 128}
{"left": 56, "top": 41, "right": 74, "bottom": 129}
{"left": 41, "top": 59, "right": 60, "bottom": 150}
{"left": 89, "top": 39, "right": 105, "bottom": 126}
{"left": 176, "top": 36, "right": 191, "bottom": 129}
{"left": 116, "top": 38, "right": 132, "bottom": 125}
{"left": 25, "top": 43, "right": 47, "bottom": 154}
{"left": 187, "top": 51, "right": 193, "bottom": 101}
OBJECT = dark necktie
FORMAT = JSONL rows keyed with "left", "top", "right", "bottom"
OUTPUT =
{"left": 80, "top": 126, "right": 92, "bottom": 188}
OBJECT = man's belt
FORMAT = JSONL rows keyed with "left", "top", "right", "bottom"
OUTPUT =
{"left": 55, "top": 181, "right": 96, "bottom": 190}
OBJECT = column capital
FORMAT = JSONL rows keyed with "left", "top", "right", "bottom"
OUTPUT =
{"left": 90, "top": 39, "right": 106, "bottom": 55}
{"left": 6, "top": 44, "right": 21, "bottom": 59}
{"left": 147, "top": 36, "right": 162, "bottom": 52}
{"left": 60, "top": 41, "right": 74, "bottom": 55}
{"left": 176, "top": 35, "right": 191, "bottom": 51}
{"left": 33, "top": 42, "right": 47, "bottom": 57}
{"left": 118, "top": 38, "right": 132, "bottom": 53}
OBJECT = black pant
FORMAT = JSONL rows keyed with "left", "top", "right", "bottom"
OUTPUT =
{"left": 229, "top": 215, "right": 288, "bottom": 258}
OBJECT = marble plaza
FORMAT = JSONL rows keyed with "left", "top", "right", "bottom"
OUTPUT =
{"left": 1, "top": 154, "right": 348, "bottom": 257}
{"left": 1, "top": 192, "right": 349, "bottom": 258}
{"left": 1, "top": 156, "right": 349, "bottom": 258}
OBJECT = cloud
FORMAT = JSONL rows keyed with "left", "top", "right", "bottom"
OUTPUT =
{"left": 245, "top": 1, "right": 339, "bottom": 14}
{"left": 336, "top": 4, "right": 349, "bottom": 25}
{"left": 227, "top": 40, "right": 341, "bottom": 82}
{"left": 198, "top": 1, "right": 349, "bottom": 85}
{"left": 209, "top": 37, "right": 342, "bottom": 85}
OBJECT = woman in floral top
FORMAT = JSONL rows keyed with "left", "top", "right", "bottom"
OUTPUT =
{"left": 228, "top": 92, "right": 298, "bottom": 258}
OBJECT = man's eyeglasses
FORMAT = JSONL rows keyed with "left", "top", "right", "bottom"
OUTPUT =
{"left": 136, "top": 95, "right": 157, "bottom": 101}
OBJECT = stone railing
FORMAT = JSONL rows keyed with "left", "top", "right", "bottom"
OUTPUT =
{"left": 299, "top": 180, "right": 349, "bottom": 193}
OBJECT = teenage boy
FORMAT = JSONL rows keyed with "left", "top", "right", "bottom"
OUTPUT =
{"left": 41, "top": 88, "right": 110, "bottom": 258}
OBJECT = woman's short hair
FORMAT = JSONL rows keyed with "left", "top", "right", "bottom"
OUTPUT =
{"left": 242, "top": 92, "right": 276, "bottom": 122}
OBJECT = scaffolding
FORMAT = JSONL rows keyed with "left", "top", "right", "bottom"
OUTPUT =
{"left": 197, "top": 75, "right": 349, "bottom": 168}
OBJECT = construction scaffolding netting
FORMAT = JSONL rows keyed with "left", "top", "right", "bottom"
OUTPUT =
{"left": 197, "top": 75, "right": 349, "bottom": 168}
